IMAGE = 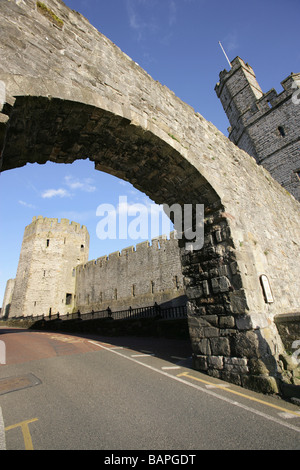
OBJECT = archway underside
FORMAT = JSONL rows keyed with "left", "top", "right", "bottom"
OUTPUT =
{"left": 0, "top": 95, "right": 295, "bottom": 396}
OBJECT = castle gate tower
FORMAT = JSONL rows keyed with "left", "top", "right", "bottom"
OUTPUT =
{"left": 215, "top": 57, "right": 300, "bottom": 201}
{"left": 9, "top": 216, "right": 89, "bottom": 318}
{"left": 0, "top": 0, "right": 300, "bottom": 394}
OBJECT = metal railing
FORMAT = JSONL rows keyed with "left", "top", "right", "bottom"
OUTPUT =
{"left": 1, "top": 303, "right": 187, "bottom": 324}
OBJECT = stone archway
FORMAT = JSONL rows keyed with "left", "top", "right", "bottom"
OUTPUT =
{"left": 1, "top": 0, "right": 300, "bottom": 395}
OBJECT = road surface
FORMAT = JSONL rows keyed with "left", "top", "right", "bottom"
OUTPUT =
{"left": 0, "top": 327, "right": 299, "bottom": 452}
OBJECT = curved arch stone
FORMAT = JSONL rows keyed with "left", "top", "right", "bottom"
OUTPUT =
{"left": 0, "top": 0, "right": 299, "bottom": 394}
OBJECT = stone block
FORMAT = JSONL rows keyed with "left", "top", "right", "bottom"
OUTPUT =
{"left": 200, "top": 315, "right": 219, "bottom": 327}
{"left": 204, "top": 326, "right": 220, "bottom": 338}
{"left": 232, "top": 330, "right": 262, "bottom": 359}
{"left": 210, "top": 337, "right": 230, "bottom": 356}
{"left": 214, "top": 230, "right": 222, "bottom": 243}
{"left": 224, "top": 357, "right": 249, "bottom": 374}
{"left": 241, "top": 375, "right": 279, "bottom": 395}
{"left": 235, "top": 314, "right": 253, "bottom": 331}
{"left": 229, "top": 289, "right": 249, "bottom": 314}
{"left": 193, "top": 355, "right": 208, "bottom": 371}
{"left": 219, "top": 315, "right": 235, "bottom": 328}
{"left": 221, "top": 371, "right": 242, "bottom": 386}
{"left": 211, "top": 276, "right": 231, "bottom": 294}
{"left": 201, "top": 280, "right": 210, "bottom": 296}
{"left": 248, "top": 358, "right": 270, "bottom": 376}
{"left": 196, "top": 338, "right": 211, "bottom": 355}
{"left": 208, "top": 355, "right": 224, "bottom": 369}
{"left": 186, "top": 285, "right": 203, "bottom": 300}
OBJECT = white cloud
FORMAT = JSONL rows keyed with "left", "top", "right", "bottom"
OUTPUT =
{"left": 40, "top": 175, "right": 97, "bottom": 199}
{"left": 41, "top": 188, "right": 71, "bottom": 199}
{"left": 169, "top": 0, "right": 177, "bottom": 27}
{"left": 64, "top": 175, "right": 96, "bottom": 193}
{"left": 18, "top": 200, "right": 36, "bottom": 209}
{"left": 126, "top": 0, "right": 171, "bottom": 41}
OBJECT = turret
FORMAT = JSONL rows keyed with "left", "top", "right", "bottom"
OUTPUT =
{"left": 215, "top": 57, "right": 300, "bottom": 201}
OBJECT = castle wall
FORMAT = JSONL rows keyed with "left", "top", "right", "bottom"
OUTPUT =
{"left": 9, "top": 216, "right": 89, "bottom": 317}
{"left": 0, "top": 1, "right": 299, "bottom": 391}
{"left": 75, "top": 233, "right": 186, "bottom": 313}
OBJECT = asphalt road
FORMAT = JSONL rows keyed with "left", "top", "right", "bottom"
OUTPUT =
{"left": 0, "top": 327, "right": 300, "bottom": 452}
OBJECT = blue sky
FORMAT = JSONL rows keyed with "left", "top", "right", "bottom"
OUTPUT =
{"left": 1, "top": 0, "right": 300, "bottom": 306}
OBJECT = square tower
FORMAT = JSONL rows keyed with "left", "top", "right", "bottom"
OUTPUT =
{"left": 215, "top": 57, "right": 300, "bottom": 201}
{"left": 8, "top": 216, "right": 89, "bottom": 317}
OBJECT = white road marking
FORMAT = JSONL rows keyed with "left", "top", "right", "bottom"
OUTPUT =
{"left": 88, "top": 340, "right": 300, "bottom": 434}
{"left": 278, "top": 412, "right": 300, "bottom": 419}
{"left": 161, "top": 366, "right": 181, "bottom": 370}
{"left": 131, "top": 354, "right": 154, "bottom": 358}
{"left": 0, "top": 407, "right": 6, "bottom": 450}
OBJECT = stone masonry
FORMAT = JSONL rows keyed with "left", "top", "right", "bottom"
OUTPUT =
{"left": 2, "top": 217, "right": 185, "bottom": 318}
{"left": 215, "top": 57, "right": 300, "bottom": 201}
{"left": 0, "top": 0, "right": 300, "bottom": 394}
{"left": 75, "top": 232, "right": 186, "bottom": 314}
{"left": 7, "top": 216, "right": 89, "bottom": 318}
{"left": 1, "top": 279, "right": 15, "bottom": 318}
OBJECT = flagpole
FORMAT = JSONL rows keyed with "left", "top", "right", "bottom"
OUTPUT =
{"left": 219, "top": 41, "right": 231, "bottom": 68}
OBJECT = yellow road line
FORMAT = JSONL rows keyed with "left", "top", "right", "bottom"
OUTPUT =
{"left": 5, "top": 418, "right": 38, "bottom": 450}
{"left": 177, "top": 372, "right": 300, "bottom": 417}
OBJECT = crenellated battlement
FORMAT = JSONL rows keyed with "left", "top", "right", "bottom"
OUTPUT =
{"left": 7, "top": 214, "right": 89, "bottom": 318}
{"left": 24, "top": 216, "right": 89, "bottom": 237}
{"left": 215, "top": 57, "right": 261, "bottom": 97}
{"left": 77, "top": 232, "right": 177, "bottom": 272}
{"left": 237, "top": 72, "right": 300, "bottom": 125}
{"left": 216, "top": 56, "right": 300, "bottom": 201}
{"left": 74, "top": 229, "right": 185, "bottom": 313}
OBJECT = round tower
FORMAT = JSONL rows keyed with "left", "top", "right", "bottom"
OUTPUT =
{"left": 9, "top": 216, "right": 89, "bottom": 317}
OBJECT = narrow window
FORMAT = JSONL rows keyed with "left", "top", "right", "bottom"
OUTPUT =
{"left": 43, "top": 270, "right": 46, "bottom": 277}
{"left": 46, "top": 239, "right": 50, "bottom": 247}
{"left": 150, "top": 281, "right": 154, "bottom": 294}
{"left": 132, "top": 284, "right": 136, "bottom": 297}
{"left": 114, "top": 288, "right": 117, "bottom": 300}
{"left": 278, "top": 126, "right": 285, "bottom": 137}
{"left": 66, "top": 293, "right": 72, "bottom": 305}
{"left": 81, "top": 244, "right": 84, "bottom": 252}
{"left": 174, "top": 275, "right": 179, "bottom": 290}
